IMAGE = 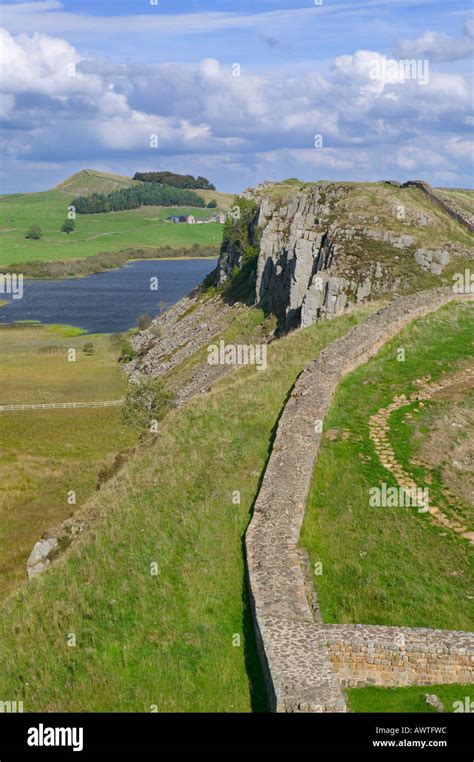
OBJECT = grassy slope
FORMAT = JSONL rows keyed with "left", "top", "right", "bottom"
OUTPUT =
{"left": 55, "top": 169, "right": 139, "bottom": 196}
{"left": 301, "top": 301, "right": 474, "bottom": 631}
{"left": 347, "top": 684, "right": 472, "bottom": 713}
{"left": 0, "top": 171, "right": 234, "bottom": 266}
{"left": 0, "top": 324, "right": 136, "bottom": 598}
{"left": 262, "top": 180, "right": 472, "bottom": 248}
{"left": 0, "top": 308, "right": 370, "bottom": 712}
{"left": 437, "top": 188, "right": 474, "bottom": 217}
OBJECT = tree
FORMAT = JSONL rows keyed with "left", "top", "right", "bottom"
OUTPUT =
{"left": 121, "top": 378, "right": 175, "bottom": 431}
{"left": 207, "top": 200, "right": 218, "bottom": 208}
{"left": 82, "top": 342, "right": 94, "bottom": 355}
{"left": 61, "top": 219, "right": 76, "bottom": 233}
{"left": 133, "top": 171, "right": 215, "bottom": 190}
{"left": 118, "top": 341, "right": 137, "bottom": 364}
{"left": 25, "top": 225, "right": 42, "bottom": 240}
{"left": 71, "top": 183, "right": 205, "bottom": 215}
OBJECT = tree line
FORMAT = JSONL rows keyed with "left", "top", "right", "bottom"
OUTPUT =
{"left": 133, "top": 171, "right": 216, "bottom": 190}
{"left": 72, "top": 184, "right": 206, "bottom": 214}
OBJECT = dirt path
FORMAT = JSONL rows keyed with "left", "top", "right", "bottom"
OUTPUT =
{"left": 369, "top": 364, "right": 474, "bottom": 544}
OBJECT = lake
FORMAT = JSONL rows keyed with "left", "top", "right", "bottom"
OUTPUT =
{"left": 0, "top": 258, "right": 217, "bottom": 334}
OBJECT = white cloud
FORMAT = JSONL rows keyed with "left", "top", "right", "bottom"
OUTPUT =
{"left": 0, "top": 24, "right": 472, "bottom": 190}
{"left": 396, "top": 16, "right": 474, "bottom": 62}
{"left": 446, "top": 136, "right": 474, "bottom": 160}
{"left": 0, "top": 27, "right": 101, "bottom": 96}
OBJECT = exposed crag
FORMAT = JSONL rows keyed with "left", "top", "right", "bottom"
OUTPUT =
{"left": 216, "top": 180, "right": 473, "bottom": 331}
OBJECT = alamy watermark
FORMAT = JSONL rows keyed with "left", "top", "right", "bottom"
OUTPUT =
{"left": 369, "top": 483, "right": 430, "bottom": 513}
{"left": 452, "top": 269, "right": 474, "bottom": 295}
{"left": 0, "top": 699, "right": 24, "bottom": 713}
{"left": 0, "top": 273, "right": 23, "bottom": 300}
{"left": 207, "top": 340, "right": 267, "bottom": 371}
{"left": 27, "top": 724, "right": 83, "bottom": 753}
{"left": 369, "top": 56, "right": 430, "bottom": 86}
{"left": 453, "top": 696, "right": 473, "bottom": 713}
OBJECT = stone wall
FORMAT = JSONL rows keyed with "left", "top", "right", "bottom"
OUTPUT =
{"left": 245, "top": 287, "right": 474, "bottom": 712}
{"left": 326, "top": 625, "right": 474, "bottom": 688}
{"left": 404, "top": 181, "right": 474, "bottom": 232}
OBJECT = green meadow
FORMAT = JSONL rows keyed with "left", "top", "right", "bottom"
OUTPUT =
{"left": 0, "top": 324, "right": 136, "bottom": 599}
{"left": 0, "top": 307, "right": 370, "bottom": 712}
{"left": 0, "top": 170, "right": 234, "bottom": 266}
{"left": 0, "top": 191, "right": 225, "bottom": 266}
{"left": 347, "top": 684, "right": 473, "bottom": 713}
{"left": 301, "top": 300, "right": 474, "bottom": 631}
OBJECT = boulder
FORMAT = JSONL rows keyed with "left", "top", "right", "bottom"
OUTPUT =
{"left": 414, "top": 248, "right": 450, "bottom": 274}
{"left": 26, "top": 537, "right": 59, "bottom": 580}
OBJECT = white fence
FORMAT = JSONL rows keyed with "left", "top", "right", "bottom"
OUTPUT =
{"left": 0, "top": 400, "right": 125, "bottom": 412}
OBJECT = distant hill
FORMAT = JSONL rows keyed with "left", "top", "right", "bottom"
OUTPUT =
{"left": 55, "top": 169, "right": 138, "bottom": 197}
{"left": 0, "top": 169, "right": 234, "bottom": 267}
{"left": 54, "top": 169, "right": 234, "bottom": 210}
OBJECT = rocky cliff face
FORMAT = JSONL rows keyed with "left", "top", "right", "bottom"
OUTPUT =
{"left": 216, "top": 180, "right": 473, "bottom": 330}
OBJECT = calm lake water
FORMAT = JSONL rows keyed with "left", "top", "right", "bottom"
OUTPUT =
{"left": 0, "top": 258, "right": 217, "bottom": 334}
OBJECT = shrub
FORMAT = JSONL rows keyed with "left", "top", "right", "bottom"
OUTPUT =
{"left": 207, "top": 200, "right": 218, "bottom": 208}
{"left": 82, "top": 342, "right": 94, "bottom": 355}
{"left": 137, "top": 313, "right": 152, "bottom": 330}
{"left": 25, "top": 225, "right": 42, "bottom": 240}
{"left": 121, "top": 378, "right": 175, "bottom": 431}
{"left": 61, "top": 219, "right": 76, "bottom": 234}
{"left": 118, "top": 342, "right": 137, "bottom": 364}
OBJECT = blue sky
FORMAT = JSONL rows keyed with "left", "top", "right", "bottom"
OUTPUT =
{"left": 0, "top": 0, "right": 473, "bottom": 192}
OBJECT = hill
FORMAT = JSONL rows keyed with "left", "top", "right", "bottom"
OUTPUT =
{"left": 216, "top": 179, "right": 474, "bottom": 331}
{"left": 0, "top": 177, "right": 472, "bottom": 713}
{"left": 55, "top": 169, "right": 139, "bottom": 196}
{"left": 0, "top": 170, "right": 235, "bottom": 268}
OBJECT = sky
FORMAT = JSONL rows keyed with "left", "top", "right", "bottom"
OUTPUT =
{"left": 0, "top": 0, "right": 473, "bottom": 193}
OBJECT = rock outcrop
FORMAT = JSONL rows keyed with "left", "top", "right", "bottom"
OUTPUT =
{"left": 26, "top": 538, "right": 59, "bottom": 579}
{"left": 216, "top": 181, "right": 473, "bottom": 331}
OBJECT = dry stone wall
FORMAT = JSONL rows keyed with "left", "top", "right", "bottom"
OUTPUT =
{"left": 245, "top": 287, "right": 474, "bottom": 712}
{"left": 404, "top": 181, "right": 474, "bottom": 232}
{"left": 326, "top": 625, "right": 474, "bottom": 688}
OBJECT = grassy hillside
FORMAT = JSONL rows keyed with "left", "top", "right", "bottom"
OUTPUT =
{"left": 437, "top": 188, "right": 474, "bottom": 217}
{"left": 0, "top": 171, "right": 234, "bottom": 267}
{"left": 301, "top": 300, "right": 474, "bottom": 631}
{"left": 55, "top": 169, "right": 139, "bottom": 196}
{"left": 0, "top": 306, "right": 371, "bottom": 712}
{"left": 0, "top": 324, "right": 136, "bottom": 599}
{"left": 347, "top": 684, "right": 472, "bottom": 713}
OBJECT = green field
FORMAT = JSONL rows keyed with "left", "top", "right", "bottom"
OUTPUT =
{"left": 347, "top": 684, "right": 473, "bottom": 713}
{"left": 301, "top": 301, "right": 474, "bottom": 631}
{"left": 0, "top": 171, "right": 234, "bottom": 266}
{"left": 0, "top": 306, "right": 371, "bottom": 712}
{"left": 0, "top": 324, "right": 136, "bottom": 599}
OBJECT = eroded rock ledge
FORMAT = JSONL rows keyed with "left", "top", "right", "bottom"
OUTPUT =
{"left": 217, "top": 181, "right": 473, "bottom": 332}
{"left": 245, "top": 287, "right": 474, "bottom": 712}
